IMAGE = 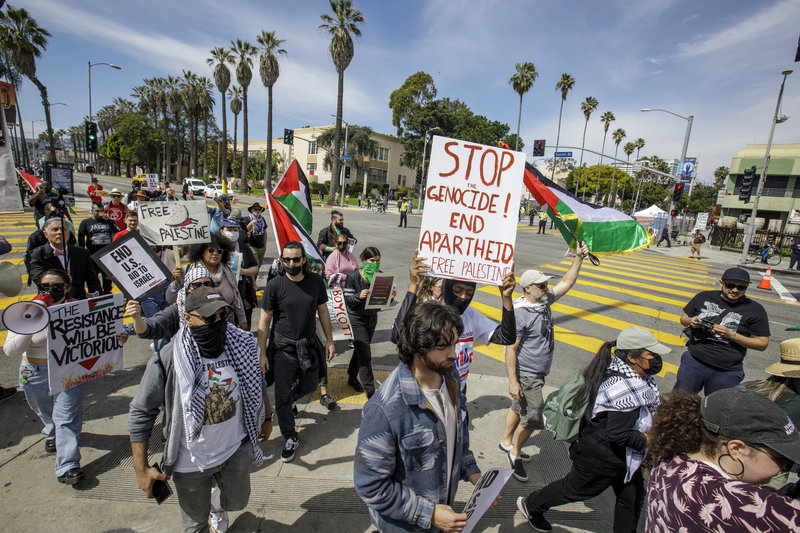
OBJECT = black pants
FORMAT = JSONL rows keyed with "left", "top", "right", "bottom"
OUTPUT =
{"left": 790, "top": 252, "right": 800, "bottom": 270}
{"left": 274, "top": 349, "right": 318, "bottom": 439}
{"left": 538, "top": 220, "right": 547, "bottom": 234}
{"left": 528, "top": 214, "right": 535, "bottom": 226}
{"left": 399, "top": 211, "right": 407, "bottom": 227}
{"left": 657, "top": 235, "right": 671, "bottom": 247}
{"left": 525, "top": 434, "right": 644, "bottom": 533}
{"left": 348, "top": 313, "right": 378, "bottom": 394}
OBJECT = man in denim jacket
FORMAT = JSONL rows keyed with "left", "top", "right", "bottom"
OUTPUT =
{"left": 355, "top": 302, "right": 491, "bottom": 532}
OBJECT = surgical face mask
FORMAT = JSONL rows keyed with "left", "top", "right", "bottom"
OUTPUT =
{"left": 223, "top": 230, "right": 239, "bottom": 243}
{"left": 337, "top": 242, "right": 348, "bottom": 252}
{"left": 189, "top": 319, "right": 227, "bottom": 359}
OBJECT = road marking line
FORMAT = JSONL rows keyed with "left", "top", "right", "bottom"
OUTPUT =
{"left": 557, "top": 262, "right": 716, "bottom": 291}
{"left": 560, "top": 261, "right": 717, "bottom": 288}
{"left": 767, "top": 275, "right": 797, "bottom": 303}
{"left": 540, "top": 263, "right": 698, "bottom": 298}
{"left": 601, "top": 258, "right": 715, "bottom": 280}
{"left": 621, "top": 256, "right": 711, "bottom": 274}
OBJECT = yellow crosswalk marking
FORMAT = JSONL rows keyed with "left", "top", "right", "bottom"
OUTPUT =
{"left": 541, "top": 263, "right": 698, "bottom": 298}
{"left": 601, "top": 257, "right": 715, "bottom": 280}
{"left": 561, "top": 262, "right": 716, "bottom": 291}
{"left": 618, "top": 256, "right": 711, "bottom": 275}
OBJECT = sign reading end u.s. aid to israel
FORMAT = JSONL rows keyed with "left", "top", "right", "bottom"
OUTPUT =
{"left": 137, "top": 200, "right": 211, "bottom": 246}
{"left": 417, "top": 136, "right": 525, "bottom": 285}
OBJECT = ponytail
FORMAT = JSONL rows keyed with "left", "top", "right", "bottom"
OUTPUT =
{"left": 573, "top": 340, "right": 615, "bottom": 419}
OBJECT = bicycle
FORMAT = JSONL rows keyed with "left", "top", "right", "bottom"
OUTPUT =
{"left": 372, "top": 204, "right": 386, "bottom": 214}
{"left": 746, "top": 244, "right": 782, "bottom": 266}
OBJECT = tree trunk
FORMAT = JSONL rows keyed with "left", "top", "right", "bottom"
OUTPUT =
{"left": 265, "top": 84, "right": 273, "bottom": 190}
{"left": 241, "top": 89, "right": 249, "bottom": 192}
{"left": 515, "top": 93, "right": 522, "bottom": 151}
{"left": 232, "top": 113, "right": 238, "bottom": 181}
{"left": 220, "top": 90, "right": 227, "bottom": 182}
{"left": 203, "top": 111, "right": 209, "bottom": 179}
{"left": 16, "top": 104, "right": 29, "bottom": 167}
{"left": 31, "top": 76, "right": 57, "bottom": 163}
{"left": 596, "top": 131, "right": 608, "bottom": 200}
{"left": 175, "top": 112, "right": 182, "bottom": 181}
{"left": 164, "top": 113, "right": 171, "bottom": 182}
{"left": 154, "top": 109, "right": 162, "bottom": 178}
{"left": 329, "top": 70, "right": 345, "bottom": 206}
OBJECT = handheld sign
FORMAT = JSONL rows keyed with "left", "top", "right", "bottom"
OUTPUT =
{"left": 461, "top": 467, "right": 514, "bottom": 533}
{"left": 227, "top": 252, "right": 243, "bottom": 283}
{"left": 325, "top": 288, "right": 353, "bottom": 341}
{"left": 91, "top": 231, "right": 172, "bottom": 301}
{"left": 418, "top": 136, "right": 524, "bottom": 285}
{"left": 145, "top": 173, "right": 160, "bottom": 190}
{"left": 138, "top": 200, "right": 211, "bottom": 246}
{"left": 364, "top": 274, "right": 395, "bottom": 310}
{"left": 46, "top": 293, "right": 125, "bottom": 395}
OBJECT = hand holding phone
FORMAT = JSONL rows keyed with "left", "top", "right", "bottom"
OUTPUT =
{"left": 150, "top": 464, "right": 173, "bottom": 504}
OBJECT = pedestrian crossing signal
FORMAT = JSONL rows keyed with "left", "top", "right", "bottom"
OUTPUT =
{"left": 670, "top": 209, "right": 678, "bottom": 217}
{"left": 672, "top": 183, "right": 684, "bottom": 203}
{"left": 415, "top": 166, "right": 422, "bottom": 186}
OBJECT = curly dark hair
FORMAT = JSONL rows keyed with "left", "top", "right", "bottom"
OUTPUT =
{"left": 186, "top": 234, "right": 233, "bottom": 265}
{"left": 397, "top": 301, "right": 464, "bottom": 365}
{"left": 646, "top": 389, "right": 728, "bottom": 460}
{"left": 277, "top": 241, "right": 312, "bottom": 276}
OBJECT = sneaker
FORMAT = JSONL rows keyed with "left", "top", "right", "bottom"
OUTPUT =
{"left": 209, "top": 486, "right": 229, "bottom": 533}
{"left": 498, "top": 442, "right": 531, "bottom": 462}
{"left": 319, "top": 394, "right": 337, "bottom": 410}
{"left": 57, "top": 467, "right": 85, "bottom": 486}
{"left": 517, "top": 497, "right": 551, "bottom": 532}
{"left": 45, "top": 438, "right": 56, "bottom": 454}
{"left": 508, "top": 452, "right": 528, "bottom": 482}
{"left": 281, "top": 437, "right": 299, "bottom": 462}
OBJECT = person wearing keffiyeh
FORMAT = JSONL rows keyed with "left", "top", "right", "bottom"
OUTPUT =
{"left": 517, "top": 327, "right": 669, "bottom": 533}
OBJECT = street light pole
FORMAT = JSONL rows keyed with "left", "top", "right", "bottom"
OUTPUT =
{"left": 88, "top": 61, "right": 122, "bottom": 168}
{"left": 739, "top": 69, "right": 793, "bottom": 264}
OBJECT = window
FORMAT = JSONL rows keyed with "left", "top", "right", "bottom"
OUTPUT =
{"left": 372, "top": 147, "right": 389, "bottom": 162}
{"left": 369, "top": 168, "right": 387, "bottom": 183}
{"left": 307, "top": 163, "right": 317, "bottom": 171}
{"left": 308, "top": 142, "right": 318, "bottom": 155}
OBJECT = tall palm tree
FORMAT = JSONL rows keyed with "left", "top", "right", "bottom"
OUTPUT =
{"left": 595, "top": 110, "right": 615, "bottom": 199}
{"left": 634, "top": 137, "right": 645, "bottom": 160}
{"left": 231, "top": 39, "right": 256, "bottom": 192}
{"left": 181, "top": 70, "right": 201, "bottom": 178}
{"left": 256, "top": 30, "right": 286, "bottom": 191}
{"left": 206, "top": 46, "right": 234, "bottom": 181}
{"left": 609, "top": 127, "right": 626, "bottom": 206}
{"left": 508, "top": 61, "right": 537, "bottom": 151}
{"left": 198, "top": 77, "right": 214, "bottom": 179}
{"left": 552, "top": 73, "right": 575, "bottom": 179}
{"left": 319, "top": 0, "right": 364, "bottom": 205}
{"left": 0, "top": 6, "right": 56, "bottom": 162}
{"left": 153, "top": 76, "right": 171, "bottom": 180}
{"left": 166, "top": 77, "right": 183, "bottom": 180}
{"left": 229, "top": 85, "right": 242, "bottom": 170}
{"left": 576, "top": 96, "right": 598, "bottom": 199}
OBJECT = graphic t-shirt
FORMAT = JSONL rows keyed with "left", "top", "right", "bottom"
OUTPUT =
{"left": 174, "top": 354, "right": 246, "bottom": 472}
{"left": 106, "top": 203, "right": 126, "bottom": 230}
{"left": 79, "top": 218, "right": 115, "bottom": 252}
{"left": 262, "top": 273, "right": 328, "bottom": 340}
{"left": 455, "top": 307, "right": 497, "bottom": 383}
{"left": 683, "top": 290, "right": 770, "bottom": 370}
{"left": 513, "top": 291, "right": 556, "bottom": 377}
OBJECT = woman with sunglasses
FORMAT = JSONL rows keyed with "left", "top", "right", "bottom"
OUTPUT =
{"left": 324, "top": 233, "right": 357, "bottom": 289}
{"left": 166, "top": 235, "right": 247, "bottom": 330}
{"left": 644, "top": 388, "right": 800, "bottom": 532}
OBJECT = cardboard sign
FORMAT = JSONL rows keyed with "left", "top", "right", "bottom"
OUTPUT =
{"left": 91, "top": 231, "right": 172, "bottom": 301}
{"left": 227, "top": 252, "right": 243, "bottom": 283}
{"left": 325, "top": 288, "right": 353, "bottom": 341}
{"left": 461, "top": 467, "right": 514, "bottom": 533}
{"left": 46, "top": 293, "right": 125, "bottom": 395}
{"left": 364, "top": 274, "right": 395, "bottom": 310}
{"left": 145, "top": 173, "right": 160, "bottom": 190}
{"left": 694, "top": 212, "right": 708, "bottom": 231}
{"left": 418, "top": 136, "right": 524, "bottom": 285}
{"left": 137, "top": 200, "right": 211, "bottom": 245}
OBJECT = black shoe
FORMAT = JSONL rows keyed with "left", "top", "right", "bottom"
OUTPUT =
{"left": 319, "top": 394, "right": 337, "bottom": 410}
{"left": 517, "top": 497, "right": 551, "bottom": 532}
{"left": 57, "top": 468, "right": 85, "bottom": 485}
{"left": 498, "top": 442, "right": 531, "bottom": 462}
{"left": 292, "top": 402, "right": 298, "bottom": 416}
{"left": 348, "top": 378, "right": 364, "bottom": 393}
{"left": 45, "top": 438, "right": 56, "bottom": 454}
{"left": 281, "top": 437, "right": 299, "bottom": 463}
{"left": 508, "top": 452, "right": 528, "bottom": 482}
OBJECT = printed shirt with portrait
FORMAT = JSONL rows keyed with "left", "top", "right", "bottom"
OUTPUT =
{"left": 173, "top": 354, "right": 246, "bottom": 472}
{"left": 455, "top": 307, "right": 497, "bottom": 384}
{"left": 106, "top": 203, "right": 126, "bottom": 231}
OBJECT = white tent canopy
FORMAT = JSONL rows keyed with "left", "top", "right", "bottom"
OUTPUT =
{"left": 634, "top": 205, "right": 667, "bottom": 218}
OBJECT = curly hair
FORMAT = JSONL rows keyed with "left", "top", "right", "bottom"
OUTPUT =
{"left": 397, "top": 301, "right": 464, "bottom": 365}
{"left": 277, "top": 241, "right": 312, "bottom": 276}
{"left": 646, "top": 389, "right": 728, "bottom": 460}
{"left": 186, "top": 234, "right": 233, "bottom": 265}
{"left": 417, "top": 276, "right": 443, "bottom": 303}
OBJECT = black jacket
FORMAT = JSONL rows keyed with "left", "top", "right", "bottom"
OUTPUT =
{"left": 29, "top": 244, "right": 101, "bottom": 299}
{"left": 316, "top": 224, "right": 355, "bottom": 260}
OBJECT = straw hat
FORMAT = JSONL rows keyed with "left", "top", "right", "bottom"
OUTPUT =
{"left": 766, "top": 338, "right": 800, "bottom": 378}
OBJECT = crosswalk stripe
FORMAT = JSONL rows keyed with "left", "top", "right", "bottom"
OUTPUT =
{"left": 541, "top": 263, "right": 698, "bottom": 298}
{"left": 628, "top": 253, "right": 712, "bottom": 267}
{"left": 601, "top": 257, "right": 715, "bottom": 280}
{"left": 570, "top": 278, "right": 687, "bottom": 307}
{"left": 562, "top": 261, "right": 717, "bottom": 291}
{"left": 0, "top": 258, "right": 25, "bottom": 266}
{"left": 620, "top": 255, "right": 712, "bottom": 274}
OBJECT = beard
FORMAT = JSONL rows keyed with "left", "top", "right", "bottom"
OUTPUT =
{"left": 422, "top": 353, "right": 456, "bottom": 376}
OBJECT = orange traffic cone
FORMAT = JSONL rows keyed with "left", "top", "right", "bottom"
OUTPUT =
{"left": 758, "top": 268, "right": 772, "bottom": 290}
{"left": 231, "top": 196, "right": 236, "bottom": 204}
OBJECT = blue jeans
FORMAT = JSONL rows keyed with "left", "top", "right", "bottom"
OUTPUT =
{"left": 19, "top": 361, "right": 87, "bottom": 476}
{"left": 673, "top": 351, "right": 744, "bottom": 395}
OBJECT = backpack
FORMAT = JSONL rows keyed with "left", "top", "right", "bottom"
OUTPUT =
{"left": 699, "top": 234, "right": 706, "bottom": 243}
{"left": 542, "top": 371, "right": 587, "bottom": 443}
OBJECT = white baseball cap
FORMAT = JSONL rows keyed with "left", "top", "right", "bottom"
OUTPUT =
{"left": 519, "top": 269, "right": 553, "bottom": 288}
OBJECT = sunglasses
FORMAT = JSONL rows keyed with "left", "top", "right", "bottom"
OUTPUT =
{"left": 535, "top": 282, "right": 548, "bottom": 290}
{"left": 39, "top": 282, "right": 67, "bottom": 291}
{"left": 188, "top": 280, "right": 218, "bottom": 290}
{"left": 723, "top": 281, "right": 748, "bottom": 291}
{"left": 190, "top": 307, "right": 231, "bottom": 325}
{"left": 205, "top": 248, "right": 225, "bottom": 255}
{"left": 282, "top": 256, "right": 303, "bottom": 264}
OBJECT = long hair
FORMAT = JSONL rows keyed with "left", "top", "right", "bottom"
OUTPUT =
{"left": 572, "top": 342, "right": 644, "bottom": 420}
{"left": 647, "top": 390, "right": 728, "bottom": 460}
{"left": 187, "top": 234, "right": 232, "bottom": 265}
{"left": 745, "top": 375, "right": 799, "bottom": 403}
{"left": 417, "top": 276, "right": 442, "bottom": 303}
{"left": 277, "top": 241, "right": 312, "bottom": 276}
{"left": 397, "top": 301, "right": 463, "bottom": 365}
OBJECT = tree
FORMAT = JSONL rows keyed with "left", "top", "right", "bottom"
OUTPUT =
{"left": 231, "top": 39, "right": 256, "bottom": 192}
{"left": 388, "top": 71, "right": 437, "bottom": 136}
{"left": 634, "top": 137, "right": 645, "bottom": 160}
{"left": 319, "top": 0, "right": 364, "bottom": 206}
{"left": 713, "top": 166, "right": 729, "bottom": 189}
{"left": 198, "top": 77, "right": 214, "bottom": 179}
{"left": 576, "top": 96, "right": 598, "bottom": 198}
{"left": 508, "top": 61, "right": 537, "bottom": 151}
{"left": 256, "top": 30, "right": 286, "bottom": 191}
{"left": 181, "top": 70, "right": 201, "bottom": 178}
{"left": 552, "top": 73, "right": 575, "bottom": 177}
{"left": 207, "top": 46, "right": 234, "bottom": 182}
{"left": 595, "top": 110, "right": 615, "bottom": 199}
{"left": 0, "top": 5, "right": 56, "bottom": 163}
{"left": 229, "top": 85, "right": 242, "bottom": 173}
{"left": 167, "top": 77, "right": 183, "bottom": 180}
{"left": 315, "top": 124, "right": 376, "bottom": 186}
{"left": 609, "top": 127, "right": 626, "bottom": 206}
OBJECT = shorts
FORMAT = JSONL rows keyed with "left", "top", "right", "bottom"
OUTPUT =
{"left": 691, "top": 243, "right": 701, "bottom": 254}
{"left": 510, "top": 375, "right": 545, "bottom": 430}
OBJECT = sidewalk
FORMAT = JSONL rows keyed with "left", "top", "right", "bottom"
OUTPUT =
{"left": 648, "top": 242, "right": 800, "bottom": 277}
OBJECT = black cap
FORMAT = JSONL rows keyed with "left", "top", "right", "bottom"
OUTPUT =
{"left": 702, "top": 388, "right": 800, "bottom": 464}
{"left": 721, "top": 267, "right": 750, "bottom": 283}
{"left": 185, "top": 286, "right": 230, "bottom": 318}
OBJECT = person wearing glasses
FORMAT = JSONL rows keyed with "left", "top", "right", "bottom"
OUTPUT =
{"left": 500, "top": 243, "right": 589, "bottom": 483}
{"left": 644, "top": 388, "right": 800, "bottom": 532}
{"left": 675, "top": 267, "right": 770, "bottom": 395}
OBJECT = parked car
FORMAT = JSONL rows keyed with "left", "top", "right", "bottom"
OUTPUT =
{"left": 203, "top": 183, "right": 234, "bottom": 203}
{"left": 184, "top": 178, "right": 206, "bottom": 196}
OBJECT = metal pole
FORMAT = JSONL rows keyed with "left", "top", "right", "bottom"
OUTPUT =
{"left": 339, "top": 122, "right": 348, "bottom": 206}
{"left": 739, "top": 70, "right": 793, "bottom": 264}
{"left": 216, "top": 139, "right": 220, "bottom": 179}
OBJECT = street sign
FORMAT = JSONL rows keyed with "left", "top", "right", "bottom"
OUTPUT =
{"left": 554, "top": 151, "right": 572, "bottom": 158}
{"left": 341, "top": 155, "right": 352, "bottom": 161}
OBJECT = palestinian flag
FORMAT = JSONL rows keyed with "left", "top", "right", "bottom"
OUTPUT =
{"left": 272, "top": 159, "right": 313, "bottom": 234}
{"left": 523, "top": 162, "right": 652, "bottom": 255}
{"left": 265, "top": 191, "right": 323, "bottom": 263}
{"left": 17, "top": 169, "right": 42, "bottom": 192}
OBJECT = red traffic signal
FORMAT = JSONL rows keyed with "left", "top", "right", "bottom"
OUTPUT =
{"left": 670, "top": 209, "right": 678, "bottom": 217}
{"left": 86, "top": 166, "right": 95, "bottom": 174}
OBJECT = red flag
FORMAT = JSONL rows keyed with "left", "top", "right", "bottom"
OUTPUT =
{"left": 16, "top": 169, "right": 41, "bottom": 192}
{"left": 264, "top": 191, "right": 323, "bottom": 263}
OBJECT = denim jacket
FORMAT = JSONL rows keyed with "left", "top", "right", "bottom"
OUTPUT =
{"left": 354, "top": 362, "right": 480, "bottom": 532}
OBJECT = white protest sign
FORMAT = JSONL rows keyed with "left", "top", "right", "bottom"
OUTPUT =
{"left": 694, "top": 212, "right": 708, "bottom": 231}
{"left": 461, "top": 467, "right": 514, "bottom": 533}
{"left": 138, "top": 200, "right": 211, "bottom": 246}
{"left": 227, "top": 252, "right": 243, "bottom": 283}
{"left": 325, "top": 288, "right": 353, "bottom": 341}
{"left": 145, "top": 173, "right": 160, "bottom": 190}
{"left": 46, "top": 293, "right": 125, "bottom": 395}
{"left": 91, "top": 231, "right": 172, "bottom": 301}
{"left": 418, "top": 136, "right": 524, "bottom": 285}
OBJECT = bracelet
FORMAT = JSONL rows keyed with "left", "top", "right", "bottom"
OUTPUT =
{"left": 265, "top": 412, "right": 273, "bottom": 422}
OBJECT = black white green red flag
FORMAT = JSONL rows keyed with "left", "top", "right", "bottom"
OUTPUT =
{"left": 264, "top": 191, "right": 323, "bottom": 263}
{"left": 271, "top": 159, "right": 313, "bottom": 234}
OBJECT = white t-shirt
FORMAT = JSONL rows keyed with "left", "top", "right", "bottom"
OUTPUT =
{"left": 455, "top": 307, "right": 497, "bottom": 383}
{"left": 174, "top": 354, "right": 246, "bottom": 472}
{"left": 421, "top": 380, "right": 456, "bottom": 495}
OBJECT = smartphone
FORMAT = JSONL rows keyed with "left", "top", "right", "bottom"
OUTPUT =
{"left": 151, "top": 463, "right": 173, "bottom": 505}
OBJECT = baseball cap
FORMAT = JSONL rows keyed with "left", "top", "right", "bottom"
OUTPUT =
{"left": 721, "top": 267, "right": 750, "bottom": 283}
{"left": 216, "top": 193, "right": 229, "bottom": 203}
{"left": 220, "top": 218, "right": 239, "bottom": 228}
{"left": 616, "top": 326, "right": 671, "bottom": 355}
{"left": 519, "top": 269, "right": 553, "bottom": 288}
{"left": 702, "top": 388, "right": 800, "bottom": 464}
{"left": 185, "top": 286, "right": 231, "bottom": 318}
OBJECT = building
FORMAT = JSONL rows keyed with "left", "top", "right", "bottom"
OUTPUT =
{"left": 237, "top": 126, "right": 417, "bottom": 191}
{"left": 720, "top": 144, "right": 800, "bottom": 231}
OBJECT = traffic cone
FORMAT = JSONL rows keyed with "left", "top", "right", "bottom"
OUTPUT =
{"left": 758, "top": 268, "right": 772, "bottom": 290}
{"left": 231, "top": 196, "right": 236, "bottom": 204}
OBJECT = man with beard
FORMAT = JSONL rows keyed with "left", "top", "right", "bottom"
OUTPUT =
{"left": 500, "top": 243, "right": 589, "bottom": 482}
{"left": 355, "top": 302, "right": 497, "bottom": 533}
{"left": 316, "top": 210, "right": 356, "bottom": 260}
{"left": 77, "top": 203, "right": 119, "bottom": 294}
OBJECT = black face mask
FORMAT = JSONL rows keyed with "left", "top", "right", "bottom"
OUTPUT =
{"left": 285, "top": 265, "right": 302, "bottom": 276}
{"left": 38, "top": 284, "right": 67, "bottom": 303}
{"left": 190, "top": 319, "right": 227, "bottom": 359}
{"left": 641, "top": 355, "right": 663, "bottom": 376}
{"left": 442, "top": 279, "right": 476, "bottom": 314}
{"left": 337, "top": 242, "right": 348, "bottom": 252}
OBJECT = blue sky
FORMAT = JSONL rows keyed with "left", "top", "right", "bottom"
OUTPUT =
{"left": 12, "top": 0, "right": 800, "bottom": 184}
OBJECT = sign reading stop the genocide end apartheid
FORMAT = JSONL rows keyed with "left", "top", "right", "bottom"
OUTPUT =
{"left": 138, "top": 200, "right": 211, "bottom": 245}
{"left": 46, "top": 293, "right": 125, "bottom": 395}
{"left": 418, "top": 136, "right": 525, "bottom": 285}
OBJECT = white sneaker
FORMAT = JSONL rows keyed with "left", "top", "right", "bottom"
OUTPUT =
{"left": 209, "top": 486, "right": 229, "bottom": 533}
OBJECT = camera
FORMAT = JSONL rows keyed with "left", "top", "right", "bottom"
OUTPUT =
{"left": 698, "top": 319, "right": 715, "bottom": 333}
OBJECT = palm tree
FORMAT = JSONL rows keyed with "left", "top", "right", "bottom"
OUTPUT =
{"left": 0, "top": 6, "right": 56, "bottom": 163}
{"left": 576, "top": 96, "right": 598, "bottom": 199}
{"left": 552, "top": 73, "right": 575, "bottom": 179}
{"left": 256, "top": 30, "right": 287, "bottom": 191}
{"left": 595, "top": 110, "right": 615, "bottom": 199}
{"left": 508, "top": 62, "right": 538, "bottom": 151}
{"left": 609, "top": 127, "right": 626, "bottom": 206}
{"left": 231, "top": 39, "right": 257, "bottom": 192}
{"left": 229, "top": 85, "right": 242, "bottom": 171}
{"left": 198, "top": 77, "right": 214, "bottom": 179}
{"left": 634, "top": 137, "right": 645, "bottom": 160}
{"left": 153, "top": 77, "right": 171, "bottom": 179}
{"left": 166, "top": 77, "right": 183, "bottom": 180}
{"left": 181, "top": 70, "right": 201, "bottom": 178}
{"left": 207, "top": 46, "right": 234, "bottom": 182}
{"left": 319, "top": 0, "right": 364, "bottom": 206}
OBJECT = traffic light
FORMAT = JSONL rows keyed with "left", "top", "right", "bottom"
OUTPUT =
{"left": 670, "top": 209, "right": 678, "bottom": 217}
{"left": 86, "top": 166, "right": 95, "bottom": 174}
{"left": 415, "top": 166, "right": 423, "bottom": 186}
{"left": 739, "top": 166, "right": 757, "bottom": 202}
{"left": 344, "top": 165, "right": 350, "bottom": 180}
{"left": 283, "top": 128, "right": 294, "bottom": 145}
{"left": 533, "top": 139, "right": 545, "bottom": 157}
{"left": 672, "top": 183, "right": 684, "bottom": 203}
{"left": 85, "top": 121, "right": 98, "bottom": 152}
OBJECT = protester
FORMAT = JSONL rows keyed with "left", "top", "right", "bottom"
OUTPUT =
{"left": 87, "top": 176, "right": 103, "bottom": 204}
{"left": 398, "top": 198, "right": 408, "bottom": 228}
{"left": 644, "top": 388, "right": 800, "bottom": 532}
{"left": 528, "top": 208, "right": 536, "bottom": 227}
{"left": 129, "top": 286, "right": 270, "bottom": 533}
{"left": 745, "top": 338, "right": 800, "bottom": 426}
{"left": 675, "top": 267, "right": 770, "bottom": 395}
{"left": 77, "top": 203, "right": 119, "bottom": 294}
{"left": 208, "top": 194, "right": 231, "bottom": 235}
{"left": 656, "top": 226, "right": 671, "bottom": 248}
{"left": 243, "top": 202, "right": 268, "bottom": 270}
{"left": 416, "top": 275, "right": 443, "bottom": 303}
{"left": 220, "top": 218, "right": 259, "bottom": 330}
{"left": 355, "top": 301, "right": 497, "bottom": 533}
{"left": 325, "top": 232, "right": 358, "bottom": 289}
{"left": 181, "top": 178, "right": 192, "bottom": 200}
{"left": 105, "top": 188, "right": 127, "bottom": 231}
{"left": 24, "top": 211, "right": 76, "bottom": 286}
{"left": 29, "top": 217, "right": 100, "bottom": 300}
{"left": 308, "top": 259, "right": 336, "bottom": 410}
{"left": 790, "top": 236, "right": 800, "bottom": 271}
{"left": 127, "top": 189, "right": 149, "bottom": 212}
{"left": 258, "top": 241, "right": 335, "bottom": 462}
{"left": 501, "top": 243, "right": 589, "bottom": 482}
{"left": 28, "top": 182, "right": 52, "bottom": 228}
{"left": 689, "top": 229, "right": 704, "bottom": 258}
{"left": 316, "top": 210, "right": 356, "bottom": 260}
{"left": 113, "top": 210, "right": 140, "bottom": 241}
{"left": 163, "top": 186, "right": 179, "bottom": 201}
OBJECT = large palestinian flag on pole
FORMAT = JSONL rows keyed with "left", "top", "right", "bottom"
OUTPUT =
{"left": 272, "top": 159, "right": 313, "bottom": 234}
{"left": 524, "top": 162, "right": 652, "bottom": 255}
{"left": 265, "top": 190, "right": 323, "bottom": 263}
